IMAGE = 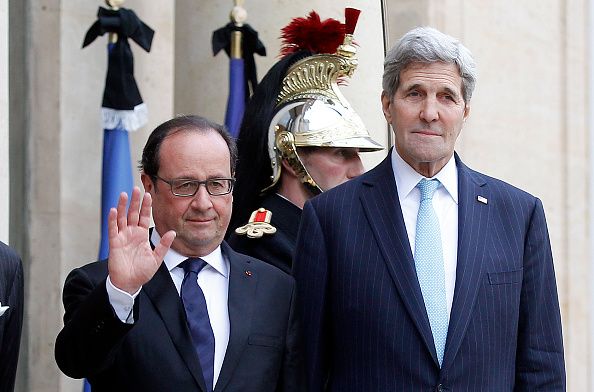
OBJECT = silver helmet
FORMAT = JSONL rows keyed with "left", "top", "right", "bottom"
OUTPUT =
{"left": 265, "top": 21, "right": 383, "bottom": 194}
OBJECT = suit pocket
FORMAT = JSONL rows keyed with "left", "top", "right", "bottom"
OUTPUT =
{"left": 488, "top": 269, "right": 523, "bottom": 285}
{"left": 248, "top": 334, "right": 282, "bottom": 349}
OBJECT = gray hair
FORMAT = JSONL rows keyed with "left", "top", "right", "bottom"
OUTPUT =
{"left": 382, "top": 26, "right": 477, "bottom": 103}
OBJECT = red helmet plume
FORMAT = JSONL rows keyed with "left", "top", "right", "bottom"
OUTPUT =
{"left": 279, "top": 11, "right": 345, "bottom": 56}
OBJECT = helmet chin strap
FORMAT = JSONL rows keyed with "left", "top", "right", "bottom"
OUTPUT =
{"left": 276, "top": 130, "right": 324, "bottom": 195}
{"left": 302, "top": 180, "right": 323, "bottom": 196}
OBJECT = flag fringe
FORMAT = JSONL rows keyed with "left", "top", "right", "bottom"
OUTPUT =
{"left": 101, "top": 103, "right": 148, "bottom": 131}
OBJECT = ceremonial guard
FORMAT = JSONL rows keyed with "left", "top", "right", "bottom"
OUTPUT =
{"left": 228, "top": 9, "right": 383, "bottom": 273}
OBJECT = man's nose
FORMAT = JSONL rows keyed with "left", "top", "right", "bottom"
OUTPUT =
{"left": 419, "top": 97, "right": 439, "bottom": 122}
{"left": 190, "top": 184, "right": 213, "bottom": 209}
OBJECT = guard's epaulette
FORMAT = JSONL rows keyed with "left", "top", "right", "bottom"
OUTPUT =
{"left": 234, "top": 208, "right": 277, "bottom": 239}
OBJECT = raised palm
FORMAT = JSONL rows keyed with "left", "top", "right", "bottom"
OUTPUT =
{"left": 108, "top": 187, "right": 176, "bottom": 294}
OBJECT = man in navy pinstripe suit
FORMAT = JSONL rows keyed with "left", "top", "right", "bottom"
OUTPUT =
{"left": 293, "top": 27, "right": 565, "bottom": 391}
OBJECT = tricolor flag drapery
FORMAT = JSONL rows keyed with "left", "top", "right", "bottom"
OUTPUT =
{"left": 82, "top": 4, "right": 154, "bottom": 392}
{"left": 212, "top": 0, "right": 266, "bottom": 137}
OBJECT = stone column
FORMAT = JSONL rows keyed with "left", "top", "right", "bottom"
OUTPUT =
{"left": 23, "top": 1, "right": 62, "bottom": 390}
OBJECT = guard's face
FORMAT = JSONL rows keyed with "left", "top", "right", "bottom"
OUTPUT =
{"left": 382, "top": 61, "right": 470, "bottom": 177}
{"left": 142, "top": 130, "right": 233, "bottom": 257}
{"left": 299, "top": 147, "right": 364, "bottom": 191}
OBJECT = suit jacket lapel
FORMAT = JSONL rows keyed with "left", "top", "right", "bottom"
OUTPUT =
{"left": 441, "top": 155, "right": 490, "bottom": 371}
{"left": 143, "top": 262, "right": 208, "bottom": 392}
{"left": 359, "top": 154, "right": 438, "bottom": 363}
{"left": 214, "top": 242, "right": 257, "bottom": 392}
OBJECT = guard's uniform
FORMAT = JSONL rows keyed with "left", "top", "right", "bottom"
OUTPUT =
{"left": 228, "top": 194, "right": 300, "bottom": 274}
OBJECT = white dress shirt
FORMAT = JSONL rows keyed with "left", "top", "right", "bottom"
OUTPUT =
{"left": 106, "top": 230, "right": 230, "bottom": 390}
{"left": 391, "top": 149, "right": 458, "bottom": 316}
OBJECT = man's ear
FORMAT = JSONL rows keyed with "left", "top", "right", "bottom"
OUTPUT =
{"left": 281, "top": 159, "right": 298, "bottom": 178}
{"left": 381, "top": 91, "right": 393, "bottom": 123}
{"left": 463, "top": 104, "right": 471, "bottom": 122}
{"left": 140, "top": 173, "right": 155, "bottom": 193}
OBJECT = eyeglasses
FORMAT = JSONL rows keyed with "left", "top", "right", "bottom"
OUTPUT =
{"left": 155, "top": 176, "right": 235, "bottom": 197}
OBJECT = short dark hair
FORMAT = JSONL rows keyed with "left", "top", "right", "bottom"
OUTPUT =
{"left": 139, "top": 115, "right": 238, "bottom": 179}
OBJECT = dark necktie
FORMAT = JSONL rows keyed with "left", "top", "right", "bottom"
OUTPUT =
{"left": 180, "top": 258, "right": 215, "bottom": 392}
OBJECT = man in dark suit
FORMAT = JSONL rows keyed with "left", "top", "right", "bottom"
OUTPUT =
{"left": 293, "top": 27, "right": 565, "bottom": 391}
{"left": 55, "top": 115, "right": 302, "bottom": 392}
{"left": 0, "top": 241, "right": 24, "bottom": 392}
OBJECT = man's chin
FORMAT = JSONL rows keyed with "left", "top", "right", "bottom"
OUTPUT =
{"left": 175, "top": 230, "right": 223, "bottom": 253}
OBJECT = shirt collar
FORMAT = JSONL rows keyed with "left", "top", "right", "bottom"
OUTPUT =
{"left": 151, "top": 229, "right": 229, "bottom": 278}
{"left": 391, "top": 148, "right": 458, "bottom": 204}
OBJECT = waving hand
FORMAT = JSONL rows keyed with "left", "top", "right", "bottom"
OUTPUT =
{"left": 108, "top": 187, "right": 176, "bottom": 294}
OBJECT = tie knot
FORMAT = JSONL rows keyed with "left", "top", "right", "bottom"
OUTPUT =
{"left": 181, "top": 258, "right": 208, "bottom": 275}
{"left": 417, "top": 178, "right": 440, "bottom": 200}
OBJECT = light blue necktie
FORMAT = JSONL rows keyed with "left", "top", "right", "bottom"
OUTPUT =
{"left": 414, "top": 178, "right": 449, "bottom": 367}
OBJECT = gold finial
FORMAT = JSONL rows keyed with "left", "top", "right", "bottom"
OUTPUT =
{"left": 230, "top": 0, "right": 247, "bottom": 27}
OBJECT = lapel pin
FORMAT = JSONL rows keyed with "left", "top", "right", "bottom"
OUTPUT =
{"left": 477, "top": 195, "right": 488, "bottom": 204}
{"left": 245, "top": 270, "right": 253, "bottom": 277}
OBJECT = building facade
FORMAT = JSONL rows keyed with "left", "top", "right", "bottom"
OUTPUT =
{"left": 2, "top": 0, "right": 591, "bottom": 390}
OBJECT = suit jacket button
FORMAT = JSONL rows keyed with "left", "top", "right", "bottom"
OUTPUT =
{"left": 94, "top": 320, "right": 105, "bottom": 333}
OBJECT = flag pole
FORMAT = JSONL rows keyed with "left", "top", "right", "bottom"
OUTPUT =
{"left": 230, "top": 0, "right": 245, "bottom": 59}
{"left": 107, "top": 0, "right": 120, "bottom": 44}
{"left": 223, "top": 0, "right": 247, "bottom": 137}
